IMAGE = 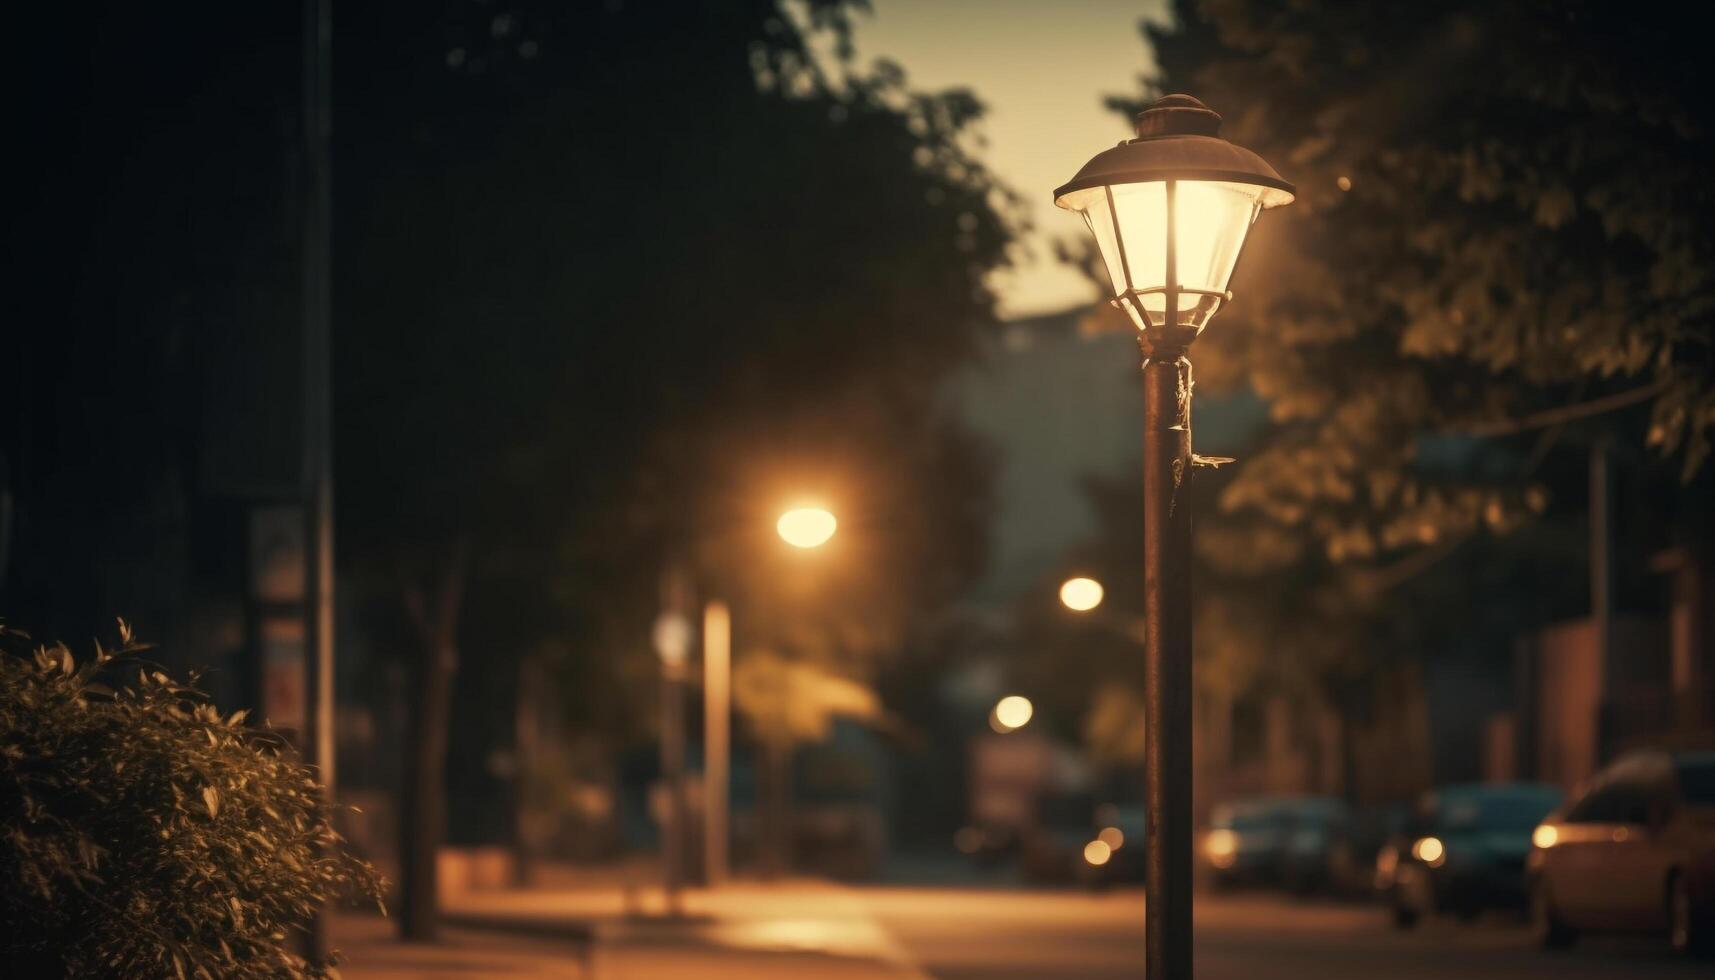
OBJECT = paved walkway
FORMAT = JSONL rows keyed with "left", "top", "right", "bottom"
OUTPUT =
{"left": 331, "top": 914, "right": 591, "bottom": 979}
{"left": 333, "top": 872, "right": 928, "bottom": 980}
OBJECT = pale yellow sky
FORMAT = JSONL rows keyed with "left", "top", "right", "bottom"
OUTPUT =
{"left": 847, "top": 0, "right": 1170, "bottom": 319}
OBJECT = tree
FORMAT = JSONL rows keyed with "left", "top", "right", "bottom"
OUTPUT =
{"left": 333, "top": 0, "right": 1009, "bottom": 936}
{"left": 1035, "top": 0, "right": 1715, "bottom": 797}
{"left": 1116, "top": 0, "right": 1714, "bottom": 565}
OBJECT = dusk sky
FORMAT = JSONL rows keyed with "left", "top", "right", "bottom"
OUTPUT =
{"left": 846, "top": 0, "right": 1169, "bottom": 319}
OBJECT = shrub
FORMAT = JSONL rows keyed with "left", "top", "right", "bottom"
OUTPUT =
{"left": 0, "top": 622, "right": 384, "bottom": 978}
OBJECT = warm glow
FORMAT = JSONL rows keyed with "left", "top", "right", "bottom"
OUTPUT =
{"left": 1059, "top": 576, "right": 1105, "bottom": 612}
{"left": 1205, "top": 828, "right": 1238, "bottom": 867}
{"left": 1375, "top": 846, "right": 1399, "bottom": 877}
{"left": 993, "top": 695, "right": 1034, "bottom": 731}
{"left": 1058, "top": 180, "right": 1265, "bottom": 332}
{"left": 1532, "top": 824, "right": 1558, "bottom": 849}
{"left": 1411, "top": 836, "right": 1446, "bottom": 867}
{"left": 1097, "top": 826, "right": 1125, "bottom": 851}
{"left": 777, "top": 507, "right": 837, "bottom": 549}
{"left": 653, "top": 613, "right": 691, "bottom": 668}
{"left": 1083, "top": 839, "right": 1112, "bottom": 867}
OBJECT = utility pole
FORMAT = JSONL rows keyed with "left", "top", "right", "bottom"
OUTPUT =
{"left": 301, "top": 0, "right": 335, "bottom": 962}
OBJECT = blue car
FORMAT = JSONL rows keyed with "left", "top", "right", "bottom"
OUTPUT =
{"left": 1385, "top": 782, "right": 1563, "bottom": 928}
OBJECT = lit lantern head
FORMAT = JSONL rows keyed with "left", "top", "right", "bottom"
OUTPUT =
{"left": 1054, "top": 94, "right": 1294, "bottom": 352}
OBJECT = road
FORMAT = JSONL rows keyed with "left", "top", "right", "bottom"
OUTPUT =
{"left": 856, "top": 886, "right": 1709, "bottom": 980}
{"left": 336, "top": 871, "right": 1708, "bottom": 979}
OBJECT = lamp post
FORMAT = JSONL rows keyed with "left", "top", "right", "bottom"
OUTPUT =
{"left": 653, "top": 579, "right": 693, "bottom": 916}
{"left": 1055, "top": 94, "right": 1293, "bottom": 980}
{"left": 699, "top": 506, "right": 838, "bottom": 888}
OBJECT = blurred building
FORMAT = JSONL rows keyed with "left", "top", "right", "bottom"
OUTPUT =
{"left": 1499, "top": 542, "right": 1715, "bottom": 790}
{"left": 946, "top": 308, "right": 1265, "bottom": 606}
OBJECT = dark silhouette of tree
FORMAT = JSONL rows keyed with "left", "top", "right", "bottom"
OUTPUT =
{"left": 332, "top": 0, "right": 1010, "bottom": 937}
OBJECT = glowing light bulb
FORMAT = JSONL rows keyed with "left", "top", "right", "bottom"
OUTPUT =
{"left": 777, "top": 508, "right": 836, "bottom": 549}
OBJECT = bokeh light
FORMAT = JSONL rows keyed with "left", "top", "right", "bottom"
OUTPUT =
{"left": 1083, "top": 839, "right": 1112, "bottom": 867}
{"left": 992, "top": 695, "right": 1034, "bottom": 732}
{"left": 1059, "top": 576, "right": 1104, "bottom": 611}
{"left": 1411, "top": 836, "right": 1445, "bottom": 867}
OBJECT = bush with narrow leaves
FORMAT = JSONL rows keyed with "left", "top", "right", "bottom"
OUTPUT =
{"left": 0, "top": 622, "right": 384, "bottom": 979}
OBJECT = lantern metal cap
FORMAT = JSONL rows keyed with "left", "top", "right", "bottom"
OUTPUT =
{"left": 1053, "top": 94, "right": 1295, "bottom": 207}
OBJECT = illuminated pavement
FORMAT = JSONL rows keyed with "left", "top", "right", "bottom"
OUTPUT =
{"left": 337, "top": 875, "right": 1711, "bottom": 979}
{"left": 856, "top": 886, "right": 1712, "bottom": 980}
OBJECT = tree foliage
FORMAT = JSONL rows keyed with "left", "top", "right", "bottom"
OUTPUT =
{"left": 0, "top": 623, "right": 382, "bottom": 979}
{"left": 1114, "top": 0, "right": 1715, "bottom": 570}
{"left": 334, "top": 0, "right": 1010, "bottom": 728}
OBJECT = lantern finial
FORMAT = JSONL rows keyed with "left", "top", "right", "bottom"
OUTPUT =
{"left": 1135, "top": 95, "right": 1222, "bottom": 139}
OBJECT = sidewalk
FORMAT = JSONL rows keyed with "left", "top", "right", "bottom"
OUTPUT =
{"left": 330, "top": 914, "right": 591, "bottom": 979}
{"left": 333, "top": 867, "right": 928, "bottom": 980}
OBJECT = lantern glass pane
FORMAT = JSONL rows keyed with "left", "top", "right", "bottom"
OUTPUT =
{"left": 1061, "top": 180, "right": 1265, "bottom": 331}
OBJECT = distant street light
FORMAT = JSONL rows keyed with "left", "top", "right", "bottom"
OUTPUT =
{"left": 653, "top": 589, "right": 693, "bottom": 917}
{"left": 776, "top": 507, "right": 837, "bottom": 549}
{"left": 1059, "top": 576, "right": 1105, "bottom": 612}
{"left": 700, "top": 503, "right": 839, "bottom": 888}
{"left": 1055, "top": 93, "right": 1293, "bottom": 980}
{"left": 991, "top": 694, "right": 1034, "bottom": 733}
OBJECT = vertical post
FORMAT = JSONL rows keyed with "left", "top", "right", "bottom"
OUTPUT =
{"left": 1589, "top": 437, "right": 1614, "bottom": 754}
{"left": 1142, "top": 348, "right": 1194, "bottom": 980}
{"left": 513, "top": 655, "right": 539, "bottom": 886}
{"left": 661, "top": 657, "right": 686, "bottom": 914}
{"left": 658, "top": 566, "right": 691, "bottom": 916}
{"left": 703, "top": 601, "right": 731, "bottom": 888}
{"left": 301, "top": 0, "right": 334, "bottom": 962}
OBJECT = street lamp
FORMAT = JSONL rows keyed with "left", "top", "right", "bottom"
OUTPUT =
{"left": 1055, "top": 93, "right": 1293, "bottom": 980}
{"left": 701, "top": 505, "right": 839, "bottom": 889}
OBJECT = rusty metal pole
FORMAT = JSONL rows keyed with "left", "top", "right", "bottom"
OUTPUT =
{"left": 703, "top": 601, "right": 731, "bottom": 888}
{"left": 1141, "top": 346, "right": 1194, "bottom": 980}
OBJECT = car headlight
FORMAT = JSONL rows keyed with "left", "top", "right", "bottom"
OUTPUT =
{"left": 1084, "top": 840, "right": 1112, "bottom": 867}
{"left": 1205, "top": 829, "right": 1238, "bottom": 869}
{"left": 1410, "top": 836, "right": 1446, "bottom": 868}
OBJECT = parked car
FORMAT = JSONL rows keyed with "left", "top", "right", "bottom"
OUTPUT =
{"left": 1278, "top": 797, "right": 1353, "bottom": 893}
{"left": 1087, "top": 802, "right": 1146, "bottom": 885}
{"left": 1203, "top": 798, "right": 1293, "bottom": 888}
{"left": 1351, "top": 803, "right": 1411, "bottom": 893}
{"left": 1528, "top": 750, "right": 1715, "bottom": 955}
{"left": 1019, "top": 791, "right": 1097, "bottom": 884}
{"left": 1385, "top": 782, "right": 1563, "bottom": 928}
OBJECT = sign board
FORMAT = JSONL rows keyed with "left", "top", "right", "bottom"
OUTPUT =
{"left": 249, "top": 505, "right": 306, "bottom": 603}
{"left": 260, "top": 615, "right": 306, "bottom": 731}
